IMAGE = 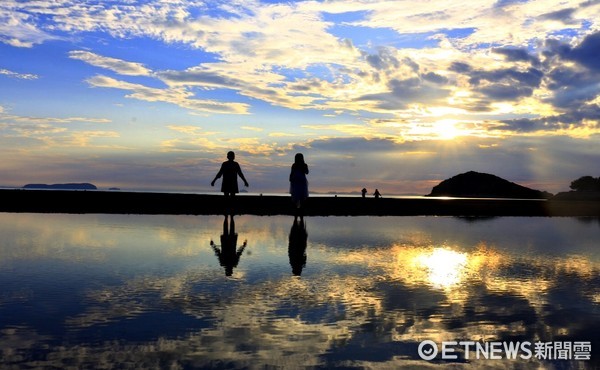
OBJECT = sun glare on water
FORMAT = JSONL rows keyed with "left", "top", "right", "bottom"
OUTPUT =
{"left": 413, "top": 248, "right": 469, "bottom": 289}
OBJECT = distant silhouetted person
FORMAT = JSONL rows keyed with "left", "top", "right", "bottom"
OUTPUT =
{"left": 374, "top": 189, "right": 381, "bottom": 198}
{"left": 211, "top": 215, "right": 247, "bottom": 276}
{"left": 361, "top": 188, "right": 367, "bottom": 198}
{"left": 211, "top": 151, "right": 249, "bottom": 197}
{"left": 289, "top": 153, "right": 309, "bottom": 211}
{"left": 288, "top": 217, "right": 308, "bottom": 276}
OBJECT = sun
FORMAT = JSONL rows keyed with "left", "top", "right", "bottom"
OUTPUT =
{"left": 435, "top": 119, "right": 461, "bottom": 140}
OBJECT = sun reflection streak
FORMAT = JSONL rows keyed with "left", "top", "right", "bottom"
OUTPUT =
{"left": 387, "top": 244, "right": 502, "bottom": 294}
{"left": 412, "top": 248, "right": 468, "bottom": 289}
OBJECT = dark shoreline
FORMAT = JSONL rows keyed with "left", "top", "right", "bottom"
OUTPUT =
{"left": 1, "top": 189, "right": 599, "bottom": 217}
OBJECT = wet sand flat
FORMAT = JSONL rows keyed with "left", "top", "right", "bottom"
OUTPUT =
{"left": 1, "top": 189, "right": 598, "bottom": 217}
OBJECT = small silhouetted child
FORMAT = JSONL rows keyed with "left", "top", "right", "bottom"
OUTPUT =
{"left": 361, "top": 188, "right": 367, "bottom": 198}
{"left": 374, "top": 189, "right": 381, "bottom": 198}
{"left": 211, "top": 151, "right": 249, "bottom": 197}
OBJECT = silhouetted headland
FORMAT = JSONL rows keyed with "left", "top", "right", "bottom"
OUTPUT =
{"left": 1, "top": 189, "right": 598, "bottom": 217}
{"left": 427, "top": 171, "right": 553, "bottom": 199}
{"left": 552, "top": 175, "right": 600, "bottom": 201}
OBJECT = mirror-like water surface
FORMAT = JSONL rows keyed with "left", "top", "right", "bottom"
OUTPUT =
{"left": 0, "top": 213, "right": 598, "bottom": 369}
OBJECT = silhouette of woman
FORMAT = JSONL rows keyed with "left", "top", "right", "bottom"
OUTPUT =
{"left": 210, "top": 215, "right": 247, "bottom": 276}
{"left": 289, "top": 153, "right": 309, "bottom": 211}
{"left": 288, "top": 217, "right": 307, "bottom": 276}
{"left": 211, "top": 151, "right": 249, "bottom": 197}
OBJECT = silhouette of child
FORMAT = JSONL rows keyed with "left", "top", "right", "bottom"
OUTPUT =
{"left": 289, "top": 153, "right": 309, "bottom": 209}
{"left": 374, "top": 189, "right": 381, "bottom": 198}
{"left": 211, "top": 151, "right": 249, "bottom": 197}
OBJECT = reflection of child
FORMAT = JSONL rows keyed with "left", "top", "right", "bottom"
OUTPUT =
{"left": 210, "top": 215, "right": 247, "bottom": 276}
{"left": 290, "top": 153, "right": 309, "bottom": 208}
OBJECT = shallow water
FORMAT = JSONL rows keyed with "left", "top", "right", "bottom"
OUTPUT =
{"left": 0, "top": 213, "right": 598, "bottom": 369}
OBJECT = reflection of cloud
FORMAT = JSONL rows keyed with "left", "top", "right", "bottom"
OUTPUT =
{"left": 1, "top": 214, "right": 599, "bottom": 368}
{"left": 6, "top": 239, "right": 597, "bottom": 368}
{"left": 0, "top": 214, "right": 117, "bottom": 264}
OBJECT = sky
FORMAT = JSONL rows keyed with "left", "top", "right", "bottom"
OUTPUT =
{"left": 0, "top": 0, "right": 599, "bottom": 195}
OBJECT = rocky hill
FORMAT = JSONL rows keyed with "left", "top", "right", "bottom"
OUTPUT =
{"left": 427, "top": 171, "right": 552, "bottom": 199}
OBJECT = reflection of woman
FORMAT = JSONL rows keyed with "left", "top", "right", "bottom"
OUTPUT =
{"left": 289, "top": 153, "right": 309, "bottom": 210}
{"left": 288, "top": 218, "right": 308, "bottom": 276}
{"left": 210, "top": 215, "right": 247, "bottom": 276}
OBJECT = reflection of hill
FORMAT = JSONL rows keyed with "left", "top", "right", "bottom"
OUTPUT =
{"left": 427, "top": 171, "right": 552, "bottom": 199}
{"left": 552, "top": 191, "right": 600, "bottom": 201}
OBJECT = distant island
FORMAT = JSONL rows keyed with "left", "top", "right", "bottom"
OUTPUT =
{"left": 427, "top": 171, "right": 553, "bottom": 199}
{"left": 23, "top": 183, "right": 97, "bottom": 190}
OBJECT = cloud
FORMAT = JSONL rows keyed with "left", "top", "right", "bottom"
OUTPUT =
{"left": 0, "top": 69, "right": 39, "bottom": 80}
{"left": 86, "top": 75, "right": 250, "bottom": 114}
{"left": 365, "top": 48, "right": 400, "bottom": 71}
{"left": 566, "top": 31, "right": 600, "bottom": 72}
{"left": 68, "top": 51, "right": 152, "bottom": 76}
{"left": 493, "top": 47, "right": 540, "bottom": 66}
{"left": 1, "top": 0, "right": 600, "bottom": 153}
{"left": 241, "top": 126, "right": 263, "bottom": 132}
{"left": 540, "top": 7, "right": 577, "bottom": 24}
{"left": 0, "top": 114, "right": 110, "bottom": 125}
{"left": 0, "top": 7, "right": 59, "bottom": 47}
{"left": 499, "top": 105, "right": 600, "bottom": 133}
{"left": 469, "top": 68, "right": 543, "bottom": 89}
{"left": 0, "top": 107, "right": 123, "bottom": 153}
{"left": 357, "top": 76, "right": 451, "bottom": 111}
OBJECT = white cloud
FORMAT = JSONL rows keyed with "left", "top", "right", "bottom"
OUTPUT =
{"left": 68, "top": 51, "right": 152, "bottom": 76}
{"left": 0, "top": 5, "right": 59, "bottom": 47}
{"left": 0, "top": 109, "right": 111, "bottom": 125}
{"left": 0, "top": 69, "right": 39, "bottom": 80}
{"left": 86, "top": 75, "right": 250, "bottom": 114}
{"left": 3, "top": 0, "right": 600, "bottom": 138}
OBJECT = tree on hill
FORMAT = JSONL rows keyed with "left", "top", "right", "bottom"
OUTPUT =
{"left": 569, "top": 176, "right": 600, "bottom": 192}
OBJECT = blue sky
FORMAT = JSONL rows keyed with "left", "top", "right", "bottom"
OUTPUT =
{"left": 1, "top": 0, "right": 599, "bottom": 194}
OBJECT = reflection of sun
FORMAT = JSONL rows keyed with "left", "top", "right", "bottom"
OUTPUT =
{"left": 413, "top": 248, "right": 468, "bottom": 289}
